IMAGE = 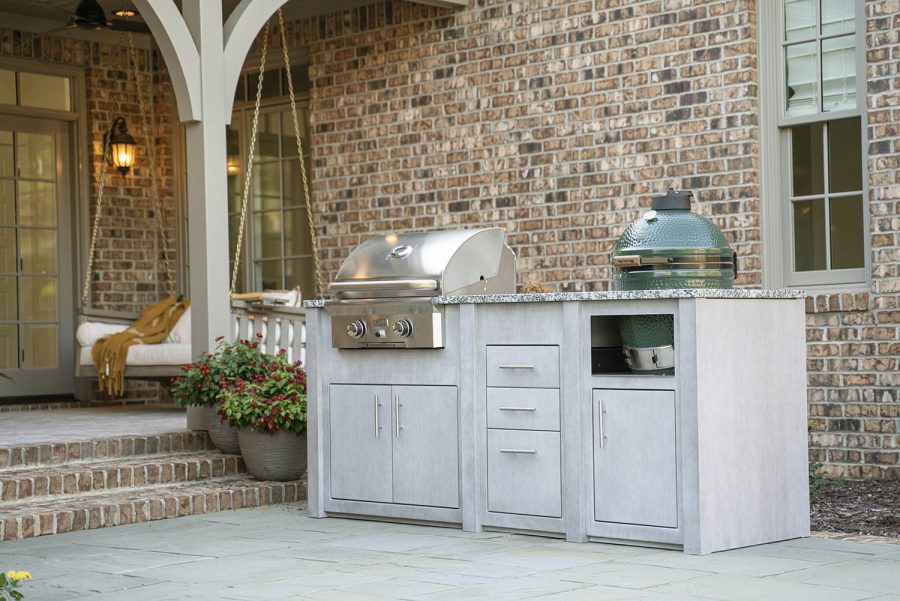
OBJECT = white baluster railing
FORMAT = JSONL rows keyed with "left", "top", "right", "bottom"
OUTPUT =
{"left": 230, "top": 300, "right": 307, "bottom": 367}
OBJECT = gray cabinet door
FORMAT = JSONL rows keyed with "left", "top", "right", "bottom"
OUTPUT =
{"left": 593, "top": 389, "right": 677, "bottom": 528}
{"left": 329, "top": 384, "right": 393, "bottom": 503}
{"left": 391, "top": 385, "right": 460, "bottom": 508}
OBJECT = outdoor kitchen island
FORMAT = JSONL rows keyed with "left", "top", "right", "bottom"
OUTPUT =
{"left": 303, "top": 289, "right": 810, "bottom": 555}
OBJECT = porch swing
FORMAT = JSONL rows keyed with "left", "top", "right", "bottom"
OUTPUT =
{"left": 76, "top": 11, "right": 322, "bottom": 394}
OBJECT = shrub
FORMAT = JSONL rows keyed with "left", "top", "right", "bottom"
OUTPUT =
{"left": 1, "top": 571, "right": 31, "bottom": 600}
{"left": 170, "top": 335, "right": 271, "bottom": 407}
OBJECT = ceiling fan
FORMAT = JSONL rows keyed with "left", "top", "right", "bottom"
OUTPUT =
{"left": 42, "top": 0, "right": 150, "bottom": 35}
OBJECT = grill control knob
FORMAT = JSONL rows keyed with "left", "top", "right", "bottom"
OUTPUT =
{"left": 346, "top": 320, "right": 367, "bottom": 338}
{"left": 392, "top": 319, "right": 413, "bottom": 338}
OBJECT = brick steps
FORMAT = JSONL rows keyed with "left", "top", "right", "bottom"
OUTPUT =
{"left": 0, "top": 429, "right": 307, "bottom": 542}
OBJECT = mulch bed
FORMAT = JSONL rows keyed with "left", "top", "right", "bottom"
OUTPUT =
{"left": 810, "top": 478, "right": 900, "bottom": 538}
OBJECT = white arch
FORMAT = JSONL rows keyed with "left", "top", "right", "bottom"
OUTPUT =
{"left": 223, "top": 0, "right": 291, "bottom": 123}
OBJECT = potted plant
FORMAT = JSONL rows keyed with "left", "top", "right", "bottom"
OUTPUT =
{"left": 170, "top": 335, "right": 271, "bottom": 454}
{"left": 219, "top": 350, "right": 307, "bottom": 481}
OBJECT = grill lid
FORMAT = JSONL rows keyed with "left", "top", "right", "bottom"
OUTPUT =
{"left": 329, "top": 228, "right": 514, "bottom": 299}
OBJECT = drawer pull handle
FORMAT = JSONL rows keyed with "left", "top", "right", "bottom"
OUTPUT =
{"left": 500, "top": 448, "right": 537, "bottom": 454}
{"left": 498, "top": 406, "right": 536, "bottom": 412}
{"left": 498, "top": 364, "right": 535, "bottom": 369}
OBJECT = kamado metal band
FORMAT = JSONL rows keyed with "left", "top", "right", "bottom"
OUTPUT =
{"left": 612, "top": 253, "right": 737, "bottom": 278}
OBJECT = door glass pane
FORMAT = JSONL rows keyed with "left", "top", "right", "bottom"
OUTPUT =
{"left": 20, "top": 228, "right": 56, "bottom": 274}
{"left": 20, "top": 276, "right": 57, "bottom": 321}
{"left": 793, "top": 199, "right": 827, "bottom": 271}
{"left": 286, "top": 257, "right": 315, "bottom": 299}
{"left": 0, "top": 70, "right": 15, "bottom": 105}
{"left": 0, "top": 324, "right": 16, "bottom": 369}
{"left": 18, "top": 181, "right": 56, "bottom": 226}
{"left": 0, "top": 276, "right": 16, "bottom": 320}
{"left": 791, "top": 123, "right": 824, "bottom": 196}
{"left": 821, "top": 0, "right": 855, "bottom": 36}
{"left": 284, "top": 208, "right": 312, "bottom": 256}
{"left": 784, "top": 0, "right": 816, "bottom": 40}
{"left": 0, "top": 180, "right": 13, "bottom": 224}
{"left": 253, "top": 211, "right": 282, "bottom": 259}
{"left": 830, "top": 195, "right": 864, "bottom": 269}
{"left": 0, "top": 131, "right": 12, "bottom": 178}
{"left": 17, "top": 133, "right": 54, "bottom": 180}
{"left": 254, "top": 260, "right": 282, "bottom": 291}
{"left": 822, "top": 35, "right": 856, "bottom": 112}
{"left": 785, "top": 42, "right": 817, "bottom": 115}
{"left": 248, "top": 68, "right": 281, "bottom": 102}
{"left": 255, "top": 112, "right": 281, "bottom": 161}
{"left": 228, "top": 215, "right": 244, "bottom": 293}
{"left": 22, "top": 324, "right": 58, "bottom": 369}
{"left": 283, "top": 159, "right": 308, "bottom": 207}
{"left": 19, "top": 72, "right": 71, "bottom": 112}
{"left": 281, "top": 64, "right": 310, "bottom": 97}
{"left": 0, "top": 228, "right": 14, "bottom": 272}
{"left": 281, "top": 108, "right": 310, "bottom": 159}
{"left": 252, "top": 162, "right": 281, "bottom": 210}
{"left": 828, "top": 118, "right": 862, "bottom": 193}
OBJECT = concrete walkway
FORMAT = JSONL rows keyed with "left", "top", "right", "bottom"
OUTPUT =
{"left": 0, "top": 505, "right": 897, "bottom": 601}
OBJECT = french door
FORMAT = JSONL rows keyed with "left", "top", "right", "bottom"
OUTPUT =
{"left": 0, "top": 116, "right": 74, "bottom": 397}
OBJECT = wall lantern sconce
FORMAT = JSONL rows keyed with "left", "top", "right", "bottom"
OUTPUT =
{"left": 226, "top": 157, "right": 240, "bottom": 175}
{"left": 106, "top": 117, "right": 137, "bottom": 176}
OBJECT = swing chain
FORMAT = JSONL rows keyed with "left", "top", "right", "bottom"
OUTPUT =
{"left": 230, "top": 21, "right": 271, "bottom": 294}
{"left": 80, "top": 128, "right": 114, "bottom": 306}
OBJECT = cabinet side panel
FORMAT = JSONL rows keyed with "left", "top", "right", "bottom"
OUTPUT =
{"left": 694, "top": 299, "right": 810, "bottom": 553}
{"left": 307, "top": 309, "right": 326, "bottom": 517}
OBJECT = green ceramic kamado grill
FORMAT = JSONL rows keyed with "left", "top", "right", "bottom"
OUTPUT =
{"left": 611, "top": 189, "right": 736, "bottom": 374}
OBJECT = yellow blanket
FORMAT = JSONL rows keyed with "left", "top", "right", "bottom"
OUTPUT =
{"left": 93, "top": 295, "right": 190, "bottom": 396}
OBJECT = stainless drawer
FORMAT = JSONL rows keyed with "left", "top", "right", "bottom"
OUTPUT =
{"left": 487, "top": 429, "right": 561, "bottom": 518}
{"left": 486, "top": 345, "right": 560, "bottom": 389}
{"left": 487, "top": 388, "right": 560, "bottom": 431}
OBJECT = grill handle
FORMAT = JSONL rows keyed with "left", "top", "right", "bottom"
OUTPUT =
{"left": 328, "top": 279, "right": 439, "bottom": 292}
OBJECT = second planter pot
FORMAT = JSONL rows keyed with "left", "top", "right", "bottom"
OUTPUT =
{"left": 238, "top": 428, "right": 307, "bottom": 481}
{"left": 205, "top": 407, "right": 241, "bottom": 454}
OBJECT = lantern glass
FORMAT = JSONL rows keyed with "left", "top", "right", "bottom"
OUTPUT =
{"left": 111, "top": 140, "right": 135, "bottom": 171}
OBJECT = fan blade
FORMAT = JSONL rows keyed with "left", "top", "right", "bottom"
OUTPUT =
{"left": 109, "top": 19, "right": 151, "bottom": 34}
{"left": 39, "top": 23, "right": 79, "bottom": 36}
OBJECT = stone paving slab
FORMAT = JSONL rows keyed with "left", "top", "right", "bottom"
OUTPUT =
{"left": 0, "top": 504, "right": 898, "bottom": 600}
{"left": 0, "top": 407, "right": 187, "bottom": 446}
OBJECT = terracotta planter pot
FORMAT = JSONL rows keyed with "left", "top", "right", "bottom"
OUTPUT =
{"left": 238, "top": 428, "right": 307, "bottom": 481}
{"left": 206, "top": 407, "right": 241, "bottom": 454}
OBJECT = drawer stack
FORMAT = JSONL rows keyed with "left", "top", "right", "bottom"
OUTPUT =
{"left": 485, "top": 345, "right": 561, "bottom": 518}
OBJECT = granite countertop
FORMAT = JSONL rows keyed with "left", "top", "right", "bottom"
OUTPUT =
{"left": 303, "top": 289, "right": 804, "bottom": 308}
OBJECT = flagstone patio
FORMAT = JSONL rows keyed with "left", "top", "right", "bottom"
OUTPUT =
{"left": 1, "top": 504, "right": 898, "bottom": 601}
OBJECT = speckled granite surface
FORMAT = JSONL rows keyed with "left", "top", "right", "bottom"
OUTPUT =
{"left": 303, "top": 289, "right": 804, "bottom": 308}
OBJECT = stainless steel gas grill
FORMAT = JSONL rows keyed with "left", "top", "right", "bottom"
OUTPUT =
{"left": 325, "top": 228, "right": 516, "bottom": 349}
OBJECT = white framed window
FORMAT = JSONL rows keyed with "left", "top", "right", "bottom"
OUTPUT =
{"left": 760, "top": 0, "right": 868, "bottom": 289}
{"left": 226, "top": 61, "right": 315, "bottom": 297}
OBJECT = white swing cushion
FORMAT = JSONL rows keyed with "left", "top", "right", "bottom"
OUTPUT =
{"left": 77, "top": 308, "right": 192, "bottom": 367}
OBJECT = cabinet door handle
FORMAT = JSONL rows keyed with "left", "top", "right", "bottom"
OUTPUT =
{"left": 498, "top": 364, "right": 535, "bottom": 370}
{"left": 498, "top": 406, "right": 536, "bottom": 412}
{"left": 394, "top": 394, "right": 403, "bottom": 439}
{"left": 374, "top": 393, "right": 382, "bottom": 438}
{"left": 597, "top": 398, "right": 606, "bottom": 449}
{"left": 500, "top": 448, "right": 537, "bottom": 454}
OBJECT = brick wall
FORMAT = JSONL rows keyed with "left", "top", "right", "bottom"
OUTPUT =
{"left": 288, "top": 0, "right": 899, "bottom": 479}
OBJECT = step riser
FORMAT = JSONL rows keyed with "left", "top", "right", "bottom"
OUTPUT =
{"left": 0, "top": 481, "right": 306, "bottom": 541}
{"left": 0, "top": 456, "right": 244, "bottom": 503}
{"left": 0, "top": 432, "right": 213, "bottom": 470}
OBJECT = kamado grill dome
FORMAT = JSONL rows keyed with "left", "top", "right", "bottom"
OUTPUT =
{"left": 611, "top": 189, "right": 736, "bottom": 374}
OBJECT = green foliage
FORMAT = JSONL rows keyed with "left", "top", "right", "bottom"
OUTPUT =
{"left": 1, "top": 571, "right": 31, "bottom": 600}
{"left": 219, "top": 351, "right": 307, "bottom": 435}
{"left": 169, "top": 336, "right": 272, "bottom": 407}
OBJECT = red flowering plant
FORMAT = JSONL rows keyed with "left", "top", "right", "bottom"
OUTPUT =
{"left": 169, "top": 335, "right": 273, "bottom": 408}
{"left": 218, "top": 349, "right": 307, "bottom": 435}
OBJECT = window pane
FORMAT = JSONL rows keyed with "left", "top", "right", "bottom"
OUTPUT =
{"left": 785, "top": 0, "right": 816, "bottom": 40}
{"left": 0, "top": 228, "right": 14, "bottom": 272}
{"left": 18, "top": 181, "right": 56, "bottom": 226}
{"left": 228, "top": 217, "right": 244, "bottom": 293}
{"left": 0, "top": 179, "right": 14, "bottom": 224}
{"left": 281, "top": 64, "right": 310, "bottom": 97}
{"left": 785, "top": 42, "right": 817, "bottom": 116}
{"left": 254, "top": 260, "right": 282, "bottom": 291}
{"left": 17, "top": 132, "right": 54, "bottom": 180}
{"left": 822, "top": 35, "right": 856, "bottom": 112}
{"left": 0, "top": 70, "right": 15, "bottom": 105}
{"left": 0, "top": 131, "right": 13, "bottom": 178}
{"left": 254, "top": 112, "right": 281, "bottom": 161}
{"left": 793, "top": 199, "right": 827, "bottom": 271}
{"left": 283, "top": 159, "right": 311, "bottom": 207}
{"left": 281, "top": 108, "right": 310, "bottom": 159}
{"left": 828, "top": 118, "right": 861, "bottom": 193}
{"left": 284, "top": 208, "right": 312, "bottom": 256}
{"left": 253, "top": 211, "right": 282, "bottom": 260}
{"left": 791, "top": 123, "right": 824, "bottom": 196}
{"left": 20, "top": 228, "right": 56, "bottom": 274}
{"left": 19, "top": 72, "right": 70, "bottom": 111}
{"left": 0, "top": 276, "right": 16, "bottom": 320}
{"left": 252, "top": 162, "right": 281, "bottom": 210}
{"left": 830, "top": 195, "right": 864, "bottom": 269}
{"left": 20, "top": 276, "right": 57, "bottom": 321}
{"left": 248, "top": 68, "right": 281, "bottom": 101}
{"left": 22, "top": 324, "right": 57, "bottom": 369}
{"left": 0, "top": 324, "right": 17, "bottom": 369}
{"left": 821, "top": 0, "right": 854, "bottom": 36}
{"left": 286, "top": 257, "right": 315, "bottom": 299}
